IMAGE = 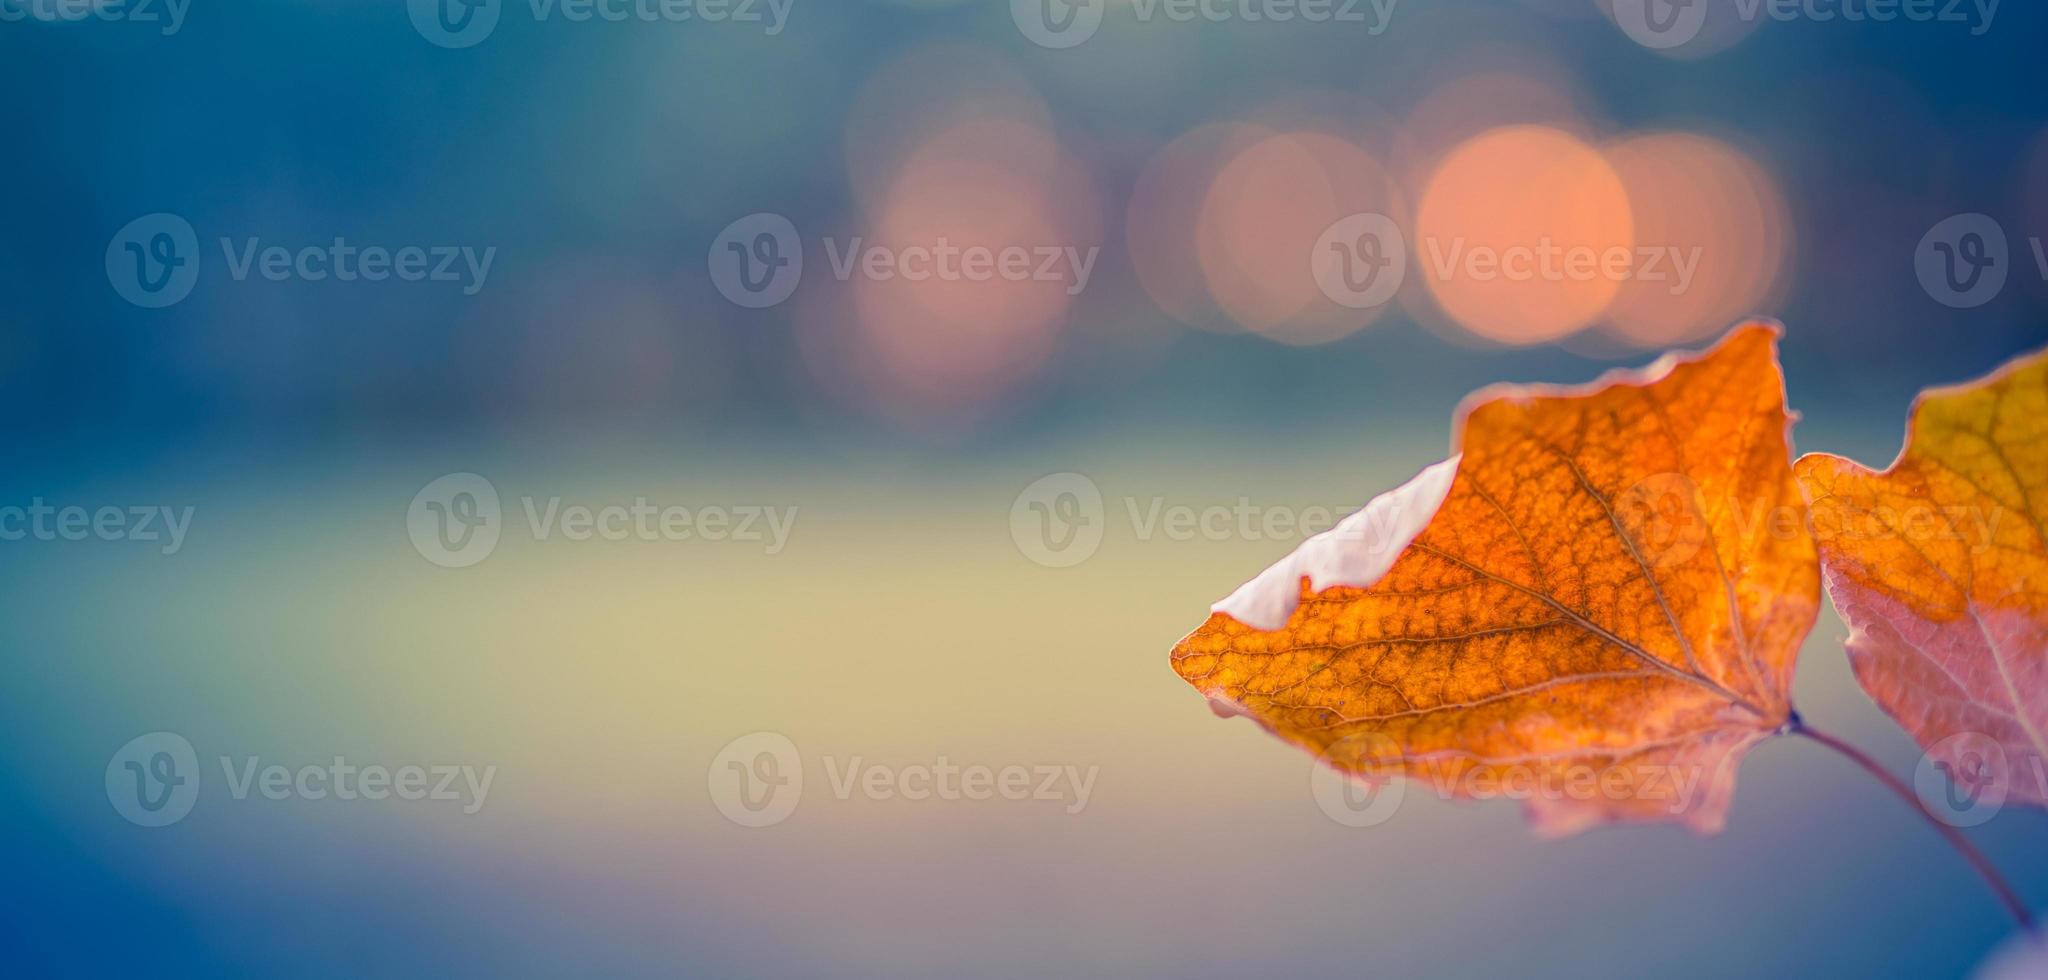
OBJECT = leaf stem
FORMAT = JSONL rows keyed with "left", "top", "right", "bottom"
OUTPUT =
{"left": 1791, "top": 718, "right": 2035, "bottom": 932}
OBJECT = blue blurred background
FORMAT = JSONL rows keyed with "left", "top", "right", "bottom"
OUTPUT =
{"left": 5, "top": 0, "right": 2048, "bottom": 976}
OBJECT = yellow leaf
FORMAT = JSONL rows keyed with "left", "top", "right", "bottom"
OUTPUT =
{"left": 1171, "top": 324, "right": 1819, "bottom": 836}
{"left": 1796, "top": 346, "right": 2048, "bottom": 808}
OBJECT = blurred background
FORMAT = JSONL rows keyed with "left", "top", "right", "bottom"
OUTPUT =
{"left": 5, "top": 0, "right": 2048, "bottom": 976}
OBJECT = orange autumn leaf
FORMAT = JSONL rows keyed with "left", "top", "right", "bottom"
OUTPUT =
{"left": 1171, "top": 323, "right": 1820, "bottom": 836}
{"left": 1795, "top": 346, "right": 2048, "bottom": 808}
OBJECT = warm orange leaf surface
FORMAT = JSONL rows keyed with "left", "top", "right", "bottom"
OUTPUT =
{"left": 1796, "top": 346, "right": 2048, "bottom": 807}
{"left": 1172, "top": 324, "right": 1820, "bottom": 835}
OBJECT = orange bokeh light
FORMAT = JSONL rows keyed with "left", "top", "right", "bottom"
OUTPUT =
{"left": 1600, "top": 132, "right": 1791, "bottom": 347}
{"left": 1195, "top": 131, "right": 1402, "bottom": 345}
{"left": 1126, "top": 121, "right": 1273, "bottom": 330}
{"left": 1414, "top": 125, "right": 1633, "bottom": 345}
{"left": 805, "top": 114, "right": 1102, "bottom": 434}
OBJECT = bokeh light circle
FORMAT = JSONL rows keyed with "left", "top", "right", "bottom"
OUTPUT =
{"left": 1414, "top": 125, "right": 1634, "bottom": 345}
{"left": 1127, "top": 122, "right": 1274, "bottom": 330}
{"left": 1195, "top": 131, "right": 1403, "bottom": 345}
{"left": 1600, "top": 132, "right": 1791, "bottom": 346}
